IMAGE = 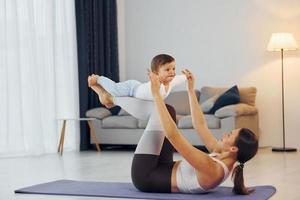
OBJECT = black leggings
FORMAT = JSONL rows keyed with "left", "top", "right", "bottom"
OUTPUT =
{"left": 131, "top": 105, "right": 176, "bottom": 193}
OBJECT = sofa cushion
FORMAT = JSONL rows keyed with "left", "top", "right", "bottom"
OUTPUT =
{"left": 201, "top": 94, "right": 220, "bottom": 113}
{"left": 215, "top": 103, "right": 258, "bottom": 118}
{"left": 138, "top": 119, "right": 148, "bottom": 128}
{"left": 102, "top": 116, "right": 138, "bottom": 128}
{"left": 209, "top": 85, "right": 240, "bottom": 114}
{"left": 200, "top": 87, "right": 226, "bottom": 104}
{"left": 176, "top": 114, "right": 185, "bottom": 122}
{"left": 200, "top": 86, "right": 256, "bottom": 106}
{"left": 118, "top": 108, "right": 130, "bottom": 116}
{"left": 238, "top": 87, "right": 257, "bottom": 106}
{"left": 165, "top": 90, "right": 200, "bottom": 115}
{"left": 86, "top": 107, "right": 111, "bottom": 119}
{"left": 177, "top": 115, "right": 220, "bottom": 129}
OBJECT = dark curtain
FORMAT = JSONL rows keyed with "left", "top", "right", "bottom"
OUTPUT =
{"left": 75, "top": 0, "right": 120, "bottom": 150}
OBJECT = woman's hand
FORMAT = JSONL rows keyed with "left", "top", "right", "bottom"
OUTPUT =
{"left": 181, "top": 69, "right": 195, "bottom": 91}
{"left": 148, "top": 69, "right": 161, "bottom": 97}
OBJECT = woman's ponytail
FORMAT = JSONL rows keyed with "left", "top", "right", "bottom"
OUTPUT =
{"left": 232, "top": 128, "right": 258, "bottom": 195}
{"left": 232, "top": 163, "right": 253, "bottom": 195}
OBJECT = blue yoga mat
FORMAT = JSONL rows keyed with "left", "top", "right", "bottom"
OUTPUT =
{"left": 15, "top": 179, "right": 276, "bottom": 200}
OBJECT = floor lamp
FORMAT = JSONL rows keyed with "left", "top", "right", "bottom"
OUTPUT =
{"left": 267, "top": 33, "right": 298, "bottom": 152}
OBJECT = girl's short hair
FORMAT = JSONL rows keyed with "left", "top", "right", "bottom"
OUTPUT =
{"left": 151, "top": 54, "right": 175, "bottom": 72}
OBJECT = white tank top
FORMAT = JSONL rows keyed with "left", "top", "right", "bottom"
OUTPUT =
{"left": 176, "top": 153, "right": 230, "bottom": 193}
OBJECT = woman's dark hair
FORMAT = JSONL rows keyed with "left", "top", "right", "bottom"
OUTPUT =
{"left": 151, "top": 54, "right": 175, "bottom": 72}
{"left": 232, "top": 128, "right": 258, "bottom": 195}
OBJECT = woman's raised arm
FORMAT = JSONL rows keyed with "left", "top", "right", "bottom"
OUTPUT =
{"left": 181, "top": 69, "right": 220, "bottom": 153}
{"left": 148, "top": 70, "right": 218, "bottom": 174}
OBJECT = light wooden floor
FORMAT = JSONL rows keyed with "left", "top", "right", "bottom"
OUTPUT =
{"left": 0, "top": 147, "right": 299, "bottom": 200}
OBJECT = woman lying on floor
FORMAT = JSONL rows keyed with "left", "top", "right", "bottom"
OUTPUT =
{"left": 88, "top": 69, "right": 258, "bottom": 195}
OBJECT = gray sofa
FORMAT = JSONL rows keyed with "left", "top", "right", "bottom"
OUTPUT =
{"left": 86, "top": 86, "right": 259, "bottom": 146}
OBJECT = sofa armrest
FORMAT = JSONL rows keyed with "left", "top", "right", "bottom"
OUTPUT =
{"left": 86, "top": 107, "right": 112, "bottom": 119}
{"left": 214, "top": 103, "right": 258, "bottom": 118}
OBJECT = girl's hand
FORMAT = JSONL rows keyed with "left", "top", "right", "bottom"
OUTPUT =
{"left": 148, "top": 69, "right": 161, "bottom": 96}
{"left": 181, "top": 69, "right": 195, "bottom": 91}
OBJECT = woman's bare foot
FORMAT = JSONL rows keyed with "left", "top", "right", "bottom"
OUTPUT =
{"left": 90, "top": 84, "right": 115, "bottom": 108}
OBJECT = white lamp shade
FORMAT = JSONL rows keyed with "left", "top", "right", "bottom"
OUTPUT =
{"left": 267, "top": 33, "right": 298, "bottom": 51}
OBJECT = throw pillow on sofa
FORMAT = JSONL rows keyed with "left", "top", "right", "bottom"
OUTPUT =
{"left": 209, "top": 85, "right": 240, "bottom": 114}
{"left": 200, "top": 94, "right": 220, "bottom": 113}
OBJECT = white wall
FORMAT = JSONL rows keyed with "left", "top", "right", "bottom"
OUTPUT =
{"left": 118, "top": 0, "right": 300, "bottom": 148}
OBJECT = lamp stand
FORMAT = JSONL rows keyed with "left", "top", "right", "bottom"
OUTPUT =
{"left": 272, "top": 49, "right": 297, "bottom": 152}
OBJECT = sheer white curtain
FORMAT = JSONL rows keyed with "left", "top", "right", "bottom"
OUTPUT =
{"left": 0, "top": 0, "right": 79, "bottom": 157}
